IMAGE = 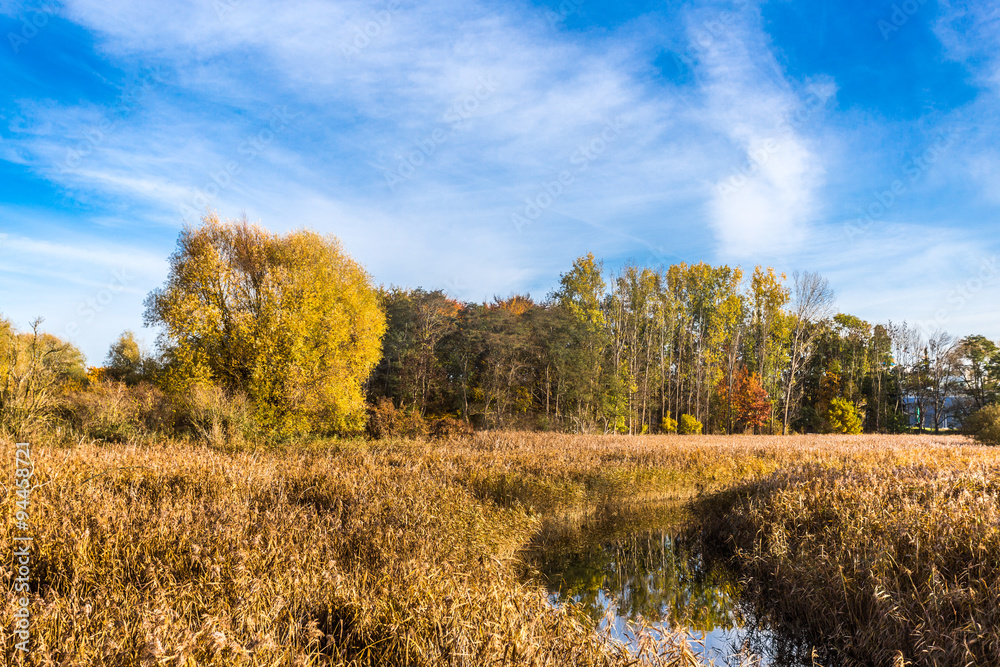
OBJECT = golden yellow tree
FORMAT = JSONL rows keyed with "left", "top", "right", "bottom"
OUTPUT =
{"left": 144, "top": 214, "right": 386, "bottom": 436}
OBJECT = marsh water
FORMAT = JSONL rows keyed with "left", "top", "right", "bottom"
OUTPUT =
{"left": 521, "top": 505, "right": 836, "bottom": 666}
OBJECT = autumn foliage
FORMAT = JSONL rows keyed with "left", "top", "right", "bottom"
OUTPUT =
{"left": 144, "top": 214, "right": 385, "bottom": 437}
{"left": 716, "top": 366, "right": 771, "bottom": 433}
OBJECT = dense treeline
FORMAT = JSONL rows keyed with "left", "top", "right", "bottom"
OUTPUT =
{"left": 3, "top": 216, "right": 1000, "bottom": 440}
{"left": 367, "top": 253, "right": 1000, "bottom": 435}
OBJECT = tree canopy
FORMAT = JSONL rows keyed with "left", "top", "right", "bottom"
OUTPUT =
{"left": 144, "top": 214, "right": 385, "bottom": 436}
{"left": 366, "top": 254, "right": 1000, "bottom": 435}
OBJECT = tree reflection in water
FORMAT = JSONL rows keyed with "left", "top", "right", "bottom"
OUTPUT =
{"left": 530, "top": 528, "right": 740, "bottom": 631}
{"left": 522, "top": 506, "right": 838, "bottom": 667}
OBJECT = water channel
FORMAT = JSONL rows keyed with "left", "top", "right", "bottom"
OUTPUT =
{"left": 521, "top": 504, "right": 838, "bottom": 666}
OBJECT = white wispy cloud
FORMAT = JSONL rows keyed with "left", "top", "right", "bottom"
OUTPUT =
{"left": 13, "top": 0, "right": 721, "bottom": 268}
{"left": 2, "top": 235, "right": 163, "bottom": 272}
{"left": 693, "top": 5, "right": 832, "bottom": 259}
{"left": 795, "top": 221, "right": 1000, "bottom": 339}
{"left": 933, "top": 2, "right": 1000, "bottom": 207}
{"left": 935, "top": 1, "right": 1000, "bottom": 89}
{"left": 4, "top": 0, "right": 1000, "bottom": 359}
{"left": 0, "top": 226, "right": 168, "bottom": 363}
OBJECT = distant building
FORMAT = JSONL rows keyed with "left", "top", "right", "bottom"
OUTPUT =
{"left": 901, "top": 394, "right": 965, "bottom": 430}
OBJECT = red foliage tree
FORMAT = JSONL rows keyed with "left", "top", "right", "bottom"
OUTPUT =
{"left": 717, "top": 366, "right": 771, "bottom": 432}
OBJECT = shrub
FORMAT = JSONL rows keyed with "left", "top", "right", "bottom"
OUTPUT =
{"left": 661, "top": 412, "right": 678, "bottom": 434}
{"left": 367, "top": 397, "right": 399, "bottom": 439}
{"left": 1, "top": 318, "right": 85, "bottom": 435}
{"left": 966, "top": 404, "right": 1000, "bottom": 446}
{"left": 678, "top": 414, "right": 702, "bottom": 435}
{"left": 174, "top": 384, "right": 258, "bottom": 448}
{"left": 60, "top": 381, "right": 172, "bottom": 443}
{"left": 469, "top": 412, "right": 488, "bottom": 430}
{"left": 534, "top": 414, "right": 552, "bottom": 432}
{"left": 135, "top": 383, "right": 174, "bottom": 431}
{"left": 825, "top": 397, "right": 863, "bottom": 434}
{"left": 366, "top": 398, "right": 429, "bottom": 439}
{"left": 429, "top": 416, "right": 474, "bottom": 441}
{"left": 397, "top": 410, "right": 429, "bottom": 439}
{"left": 61, "top": 382, "right": 138, "bottom": 442}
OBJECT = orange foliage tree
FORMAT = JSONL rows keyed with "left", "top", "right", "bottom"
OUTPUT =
{"left": 717, "top": 366, "right": 771, "bottom": 433}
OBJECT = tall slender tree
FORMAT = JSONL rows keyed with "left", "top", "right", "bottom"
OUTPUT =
{"left": 782, "top": 271, "right": 835, "bottom": 434}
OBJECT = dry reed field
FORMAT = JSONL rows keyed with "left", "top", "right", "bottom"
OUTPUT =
{"left": 0, "top": 433, "right": 717, "bottom": 667}
{"left": 696, "top": 435, "right": 1000, "bottom": 666}
{"left": 1, "top": 431, "right": 996, "bottom": 666}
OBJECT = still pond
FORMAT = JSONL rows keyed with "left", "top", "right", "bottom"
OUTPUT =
{"left": 521, "top": 505, "right": 839, "bottom": 666}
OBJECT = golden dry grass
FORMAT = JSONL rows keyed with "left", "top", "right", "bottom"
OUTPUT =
{"left": 1, "top": 430, "right": 994, "bottom": 666}
{"left": 0, "top": 433, "right": 729, "bottom": 667}
{"left": 696, "top": 435, "right": 1000, "bottom": 666}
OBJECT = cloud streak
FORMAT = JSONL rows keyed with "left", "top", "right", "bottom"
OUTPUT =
{"left": 1, "top": 0, "right": 999, "bottom": 360}
{"left": 691, "top": 4, "right": 831, "bottom": 258}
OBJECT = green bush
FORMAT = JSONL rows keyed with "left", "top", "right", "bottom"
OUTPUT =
{"left": 825, "top": 397, "right": 863, "bottom": 434}
{"left": 966, "top": 404, "right": 1000, "bottom": 446}
{"left": 678, "top": 414, "right": 702, "bottom": 435}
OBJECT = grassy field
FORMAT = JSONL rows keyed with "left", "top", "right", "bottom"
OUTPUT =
{"left": 2, "top": 431, "right": 997, "bottom": 666}
{"left": 696, "top": 436, "right": 1000, "bottom": 665}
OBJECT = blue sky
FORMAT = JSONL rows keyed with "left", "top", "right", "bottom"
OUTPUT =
{"left": 1, "top": 0, "right": 998, "bottom": 363}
